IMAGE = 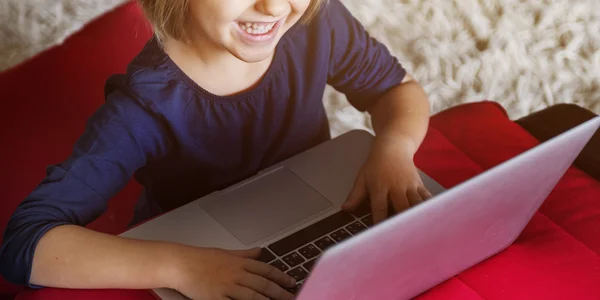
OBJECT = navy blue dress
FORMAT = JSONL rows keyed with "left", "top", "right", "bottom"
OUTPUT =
{"left": 0, "top": 0, "right": 406, "bottom": 285}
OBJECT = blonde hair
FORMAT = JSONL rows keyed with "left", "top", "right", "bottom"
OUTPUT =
{"left": 138, "top": 0, "right": 328, "bottom": 42}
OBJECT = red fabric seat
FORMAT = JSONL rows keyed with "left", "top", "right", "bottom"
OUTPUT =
{"left": 414, "top": 103, "right": 600, "bottom": 299}
{"left": 2, "top": 1, "right": 600, "bottom": 299}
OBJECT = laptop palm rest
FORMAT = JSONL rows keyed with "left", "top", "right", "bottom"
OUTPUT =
{"left": 200, "top": 167, "right": 332, "bottom": 245}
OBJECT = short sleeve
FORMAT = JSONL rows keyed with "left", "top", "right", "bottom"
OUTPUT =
{"left": 0, "top": 90, "right": 171, "bottom": 286}
{"left": 324, "top": 0, "right": 407, "bottom": 111}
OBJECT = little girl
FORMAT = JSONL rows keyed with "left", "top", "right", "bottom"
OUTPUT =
{"left": 1, "top": 0, "right": 432, "bottom": 299}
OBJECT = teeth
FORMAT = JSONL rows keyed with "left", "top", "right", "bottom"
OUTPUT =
{"left": 239, "top": 21, "right": 276, "bottom": 35}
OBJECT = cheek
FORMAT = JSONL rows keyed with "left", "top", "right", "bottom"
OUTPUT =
{"left": 290, "top": 0, "right": 312, "bottom": 14}
{"left": 189, "top": 1, "right": 243, "bottom": 28}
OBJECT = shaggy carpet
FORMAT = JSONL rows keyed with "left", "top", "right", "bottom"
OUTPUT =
{"left": 1, "top": 0, "right": 599, "bottom": 136}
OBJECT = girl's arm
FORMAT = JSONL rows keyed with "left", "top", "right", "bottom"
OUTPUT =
{"left": 342, "top": 74, "right": 433, "bottom": 223}
{"left": 30, "top": 226, "right": 296, "bottom": 299}
{"left": 321, "top": 0, "right": 433, "bottom": 221}
{"left": 29, "top": 225, "right": 180, "bottom": 289}
{"left": 367, "top": 74, "right": 430, "bottom": 154}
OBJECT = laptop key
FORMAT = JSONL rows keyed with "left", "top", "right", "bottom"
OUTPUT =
{"left": 346, "top": 222, "right": 367, "bottom": 234}
{"left": 298, "top": 244, "right": 320, "bottom": 260}
{"left": 270, "top": 260, "right": 289, "bottom": 272}
{"left": 287, "top": 284, "right": 299, "bottom": 295}
{"left": 314, "top": 236, "right": 336, "bottom": 251}
{"left": 303, "top": 259, "right": 317, "bottom": 272}
{"left": 361, "top": 215, "right": 373, "bottom": 227}
{"left": 268, "top": 211, "right": 354, "bottom": 256}
{"left": 287, "top": 267, "right": 309, "bottom": 282}
{"left": 282, "top": 252, "right": 305, "bottom": 268}
{"left": 330, "top": 229, "right": 352, "bottom": 242}
{"left": 295, "top": 283, "right": 304, "bottom": 295}
{"left": 287, "top": 283, "right": 303, "bottom": 295}
{"left": 256, "top": 248, "right": 276, "bottom": 263}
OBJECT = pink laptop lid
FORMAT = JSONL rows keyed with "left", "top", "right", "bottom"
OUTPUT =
{"left": 297, "top": 117, "right": 600, "bottom": 300}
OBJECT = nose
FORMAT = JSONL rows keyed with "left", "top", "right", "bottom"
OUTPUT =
{"left": 256, "top": 0, "right": 288, "bottom": 17}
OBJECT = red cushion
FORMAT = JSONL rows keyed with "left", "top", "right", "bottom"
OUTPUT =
{"left": 414, "top": 102, "right": 600, "bottom": 299}
{"left": 11, "top": 102, "right": 600, "bottom": 299}
{"left": 0, "top": 1, "right": 151, "bottom": 295}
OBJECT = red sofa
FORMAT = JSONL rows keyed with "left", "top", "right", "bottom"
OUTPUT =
{"left": 0, "top": 2, "right": 151, "bottom": 297}
{"left": 2, "top": 1, "right": 600, "bottom": 299}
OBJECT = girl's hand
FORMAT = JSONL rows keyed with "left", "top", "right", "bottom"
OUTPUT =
{"left": 342, "top": 135, "right": 432, "bottom": 224}
{"left": 170, "top": 246, "right": 296, "bottom": 300}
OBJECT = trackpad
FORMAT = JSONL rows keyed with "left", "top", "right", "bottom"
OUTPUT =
{"left": 201, "top": 168, "right": 332, "bottom": 245}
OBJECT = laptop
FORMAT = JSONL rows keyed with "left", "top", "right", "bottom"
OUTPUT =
{"left": 120, "top": 115, "right": 600, "bottom": 300}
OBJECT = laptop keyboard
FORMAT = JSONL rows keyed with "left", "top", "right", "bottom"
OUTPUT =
{"left": 257, "top": 203, "right": 374, "bottom": 295}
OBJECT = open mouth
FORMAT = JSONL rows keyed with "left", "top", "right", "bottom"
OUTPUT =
{"left": 237, "top": 20, "right": 278, "bottom": 36}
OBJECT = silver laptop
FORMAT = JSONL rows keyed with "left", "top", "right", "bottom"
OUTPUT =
{"left": 120, "top": 116, "right": 600, "bottom": 300}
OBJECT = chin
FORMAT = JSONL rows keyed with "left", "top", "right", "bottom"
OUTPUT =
{"left": 229, "top": 46, "right": 277, "bottom": 64}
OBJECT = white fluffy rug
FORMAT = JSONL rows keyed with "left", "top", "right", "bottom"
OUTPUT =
{"left": 2, "top": 0, "right": 599, "bottom": 137}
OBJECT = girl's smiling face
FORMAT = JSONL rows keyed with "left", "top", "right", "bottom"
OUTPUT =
{"left": 186, "top": 0, "right": 313, "bottom": 63}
